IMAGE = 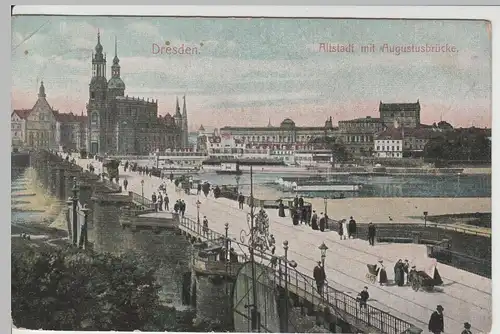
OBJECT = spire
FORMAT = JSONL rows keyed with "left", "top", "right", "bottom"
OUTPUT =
{"left": 113, "top": 35, "right": 119, "bottom": 65}
{"left": 182, "top": 95, "right": 187, "bottom": 116}
{"left": 267, "top": 118, "right": 272, "bottom": 127}
{"left": 95, "top": 30, "right": 103, "bottom": 54}
{"left": 38, "top": 80, "right": 46, "bottom": 98}
{"left": 175, "top": 96, "right": 181, "bottom": 117}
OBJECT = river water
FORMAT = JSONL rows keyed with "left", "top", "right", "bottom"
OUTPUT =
{"left": 195, "top": 172, "right": 491, "bottom": 198}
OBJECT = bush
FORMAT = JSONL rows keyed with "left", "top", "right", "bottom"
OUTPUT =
{"left": 11, "top": 243, "right": 163, "bottom": 331}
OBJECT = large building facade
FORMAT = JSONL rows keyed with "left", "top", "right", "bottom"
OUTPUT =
{"left": 86, "top": 33, "right": 188, "bottom": 155}
{"left": 12, "top": 81, "right": 87, "bottom": 151}
{"left": 379, "top": 100, "right": 421, "bottom": 128}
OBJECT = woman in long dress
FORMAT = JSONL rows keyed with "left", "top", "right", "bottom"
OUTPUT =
{"left": 342, "top": 219, "right": 349, "bottom": 240}
{"left": 376, "top": 260, "right": 388, "bottom": 285}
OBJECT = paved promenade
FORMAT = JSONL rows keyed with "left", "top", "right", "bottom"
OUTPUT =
{"left": 76, "top": 157, "right": 492, "bottom": 334}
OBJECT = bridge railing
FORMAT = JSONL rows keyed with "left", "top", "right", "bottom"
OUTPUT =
{"left": 178, "top": 215, "right": 416, "bottom": 334}
{"left": 129, "top": 192, "right": 155, "bottom": 210}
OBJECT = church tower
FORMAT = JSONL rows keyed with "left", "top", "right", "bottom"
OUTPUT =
{"left": 108, "top": 36, "right": 125, "bottom": 98}
{"left": 182, "top": 95, "right": 189, "bottom": 148}
{"left": 87, "top": 30, "right": 108, "bottom": 155}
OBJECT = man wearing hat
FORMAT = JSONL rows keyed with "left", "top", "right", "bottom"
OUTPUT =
{"left": 428, "top": 305, "right": 444, "bottom": 334}
{"left": 461, "top": 322, "right": 472, "bottom": 334}
{"left": 357, "top": 286, "right": 369, "bottom": 309}
{"left": 313, "top": 261, "right": 326, "bottom": 294}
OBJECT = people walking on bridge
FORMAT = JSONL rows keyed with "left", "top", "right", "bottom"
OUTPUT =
{"left": 461, "top": 322, "right": 472, "bottom": 334}
{"left": 313, "top": 261, "right": 326, "bottom": 295}
{"left": 197, "top": 183, "right": 202, "bottom": 195}
{"left": 278, "top": 199, "right": 286, "bottom": 217}
{"left": 342, "top": 218, "right": 349, "bottom": 239}
{"left": 164, "top": 193, "right": 169, "bottom": 211}
{"left": 202, "top": 216, "right": 209, "bottom": 236}
{"left": 152, "top": 192, "right": 158, "bottom": 212}
{"left": 293, "top": 195, "right": 299, "bottom": 208}
{"left": 368, "top": 222, "right": 376, "bottom": 246}
{"left": 376, "top": 260, "right": 388, "bottom": 286}
{"left": 170, "top": 172, "right": 174, "bottom": 183}
{"left": 338, "top": 220, "right": 344, "bottom": 239}
{"left": 319, "top": 213, "right": 326, "bottom": 231}
{"left": 428, "top": 305, "right": 444, "bottom": 334}
{"left": 348, "top": 216, "right": 357, "bottom": 239}
{"left": 403, "top": 259, "right": 410, "bottom": 284}
{"left": 394, "top": 259, "right": 405, "bottom": 286}
{"left": 311, "top": 211, "right": 318, "bottom": 230}
{"left": 158, "top": 193, "right": 163, "bottom": 211}
{"left": 238, "top": 192, "right": 245, "bottom": 209}
{"left": 298, "top": 196, "right": 304, "bottom": 208}
{"left": 180, "top": 200, "right": 186, "bottom": 217}
{"left": 174, "top": 200, "right": 180, "bottom": 214}
{"left": 357, "top": 286, "right": 369, "bottom": 309}
{"left": 123, "top": 178, "right": 128, "bottom": 191}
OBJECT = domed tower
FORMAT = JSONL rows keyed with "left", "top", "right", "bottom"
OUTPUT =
{"left": 87, "top": 30, "right": 108, "bottom": 155}
{"left": 108, "top": 36, "right": 125, "bottom": 98}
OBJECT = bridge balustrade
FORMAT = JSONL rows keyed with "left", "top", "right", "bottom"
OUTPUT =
{"left": 178, "top": 215, "right": 416, "bottom": 334}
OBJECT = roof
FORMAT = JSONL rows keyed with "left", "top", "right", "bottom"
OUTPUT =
{"left": 375, "top": 128, "right": 403, "bottom": 140}
{"left": 199, "top": 124, "right": 205, "bottom": 131}
{"left": 379, "top": 101, "right": 420, "bottom": 111}
{"left": 280, "top": 118, "right": 296, "bottom": 127}
{"left": 54, "top": 112, "right": 88, "bottom": 123}
{"left": 339, "top": 116, "right": 382, "bottom": 124}
{"left": 12, "top": 109, "right": 31, "bottom": 119}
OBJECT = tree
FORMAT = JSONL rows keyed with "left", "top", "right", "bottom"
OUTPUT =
{"left": 423, "top": 130, "right": 491, "bottom": 162}
{"left": 308, "top": 136, "right": 351, "bottom": 162}
{"left": 12, "top": 241, "right": 163, "bottom": 331}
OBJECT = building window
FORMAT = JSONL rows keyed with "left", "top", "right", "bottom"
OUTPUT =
{"left": 377, "top": 146, "right": 380, "bottom": 151}
{"left": 91, "top": 112, "right": 98, "bottom": 124}
{"left": 396, "top": 146, "right": 400, "bottom": 151}
{"left": 91, "top": 92, "right": 95, "bottom": 99}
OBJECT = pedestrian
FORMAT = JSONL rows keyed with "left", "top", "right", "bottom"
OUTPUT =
{"left": 342, "top": 218, "right": 348, "bottom": 239}
{"left": 402, "top": 259, "right": 410, "bottom": 284}
{"left": 174, "top": 200, "right": 180, "bottom": 214}
{"left": 348, "top": 216, "right": 356, "bottom": 239}
{"left": 170, "top": 172, "right": 174, "bottom": 183}
{"left": 123, "top": 178, "right": 128, "bottom": 191}
{"left": 357, "top": 286, "right": 369, "bottom": 309}
{"left": 319, "top": 213, "right": 326, "bottom": 232}
{"left": 278, "top": 199, "right": 286, "bottom": 217}
{"left": 238, "top": 192, "right": 245, "bottom": 209}
{"left": 376, "top": 260, "right": 388, "bottom": 286}
{"left": 292, "top": 208, "right": 299, "bottom": 226}
{"left": 202, "top": 216, "right": 209, "bottom": 236}
{"left": 197, "top": 183, "right": 202, "bottom": 195}
{"left": 461, "top": 322, "right": 472, "bottom": 334}
{"left": 368, "top": 222, "right": 376, "bottom": 246}
{"left": 180, "top": 200, "right": 186, "bottom": 217}
{"left": 338, "top": 220, "right": 344, "bottom": 240}
{"left": 313, "top": 261, "right": 326, "bottom": 294}
{"left": 298, "top": 196, "right": 304, "bottom": 208}
{"left": 151, "top": 192, "right": 158, "bottom": 212}
{"left": 428, "top": 305, "right": 444, "bottom": 334}
{"left": 293, "top": 195, "right": 299, "bottom": 208}
{"left": 158, "top": 192, "right": 163, "bottom": 211}
{"left": 164, "top": 193, "right": 169, "bottom": 211}
{"left": 311, "top": 210, "right": 318, "bottom": 229}
{"left": 394, "top": 259, "right": 404, "bottom": 286}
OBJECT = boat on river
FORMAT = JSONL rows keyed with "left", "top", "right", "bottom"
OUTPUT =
{"left": 216, "top": 162, "right": 243, "bottom": 175}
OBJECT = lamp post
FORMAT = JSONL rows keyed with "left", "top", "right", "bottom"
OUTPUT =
{"left": 423, "top": 211, "right": 428, "bottom": 227}
{"left": 319, "top": 242, "right": 329, "bottom": 267}
{"left": 66, "top": 197, "right": 73, "bottom": 241}
{"left": 283, "top": 240, "right": 289, "bottom": 333}
{"left": 323, "top": 196, "right": 328, "bottom": 217}
{"left": 225, "top": 222, "right": 229, "bottom": 258}
{"left": 141, "top": 179, "right": 145, "bottom": 206}
{"left": 235, "top": 174, "right": 241, "bottom": 193}
{"left": 80, "top": 204, "right": 91, "bottom": 249}
{"left": 196, "top": 198, "right": 201, "bottom": 224}
{"left": 71, "top": 177, "right": 79, "bottom": 246}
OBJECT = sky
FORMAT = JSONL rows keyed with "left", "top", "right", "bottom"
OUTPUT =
{"left": 11, "top": 16, "right": 492, "bottom": 131}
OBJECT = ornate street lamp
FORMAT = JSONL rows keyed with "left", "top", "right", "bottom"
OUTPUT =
{"left": 71, "top": 178, "right": 79, "bottom": 246}
{"left": 225, "top": 222, "right": 229, "bottom": 257}
{"left": 80, "top": 204, "right": 91, "bottom": 249}
{"left": 423, "top": 211, "right": 428, "bottom": 227}
{"left": 319, "top": 242, "right": 329, "bottom": 267}
{"left": 66, "top": 197, "right": 73, "bottom": 241}
{"left": 196, "top": 198, "right": 202, "bottom": 224}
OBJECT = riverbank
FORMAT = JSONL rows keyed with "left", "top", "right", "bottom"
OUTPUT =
{"left": 247, "top": 182, "right": 491, "bottom": 223}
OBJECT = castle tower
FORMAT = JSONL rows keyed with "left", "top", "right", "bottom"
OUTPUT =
{"left": 182, "top": 95, "right": 189, "bottom": 148}
{"left": 87, "top": 30, "right": 109, "bottom": 155}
